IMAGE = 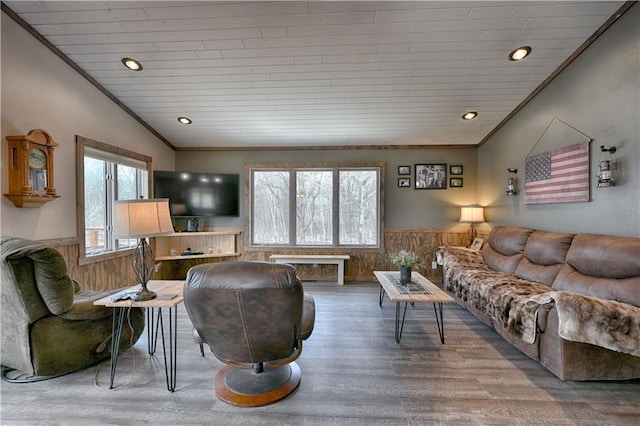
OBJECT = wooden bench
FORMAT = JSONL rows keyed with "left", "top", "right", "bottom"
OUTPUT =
{"left": 269, "top": 254, "right": 350, "bottom": 285}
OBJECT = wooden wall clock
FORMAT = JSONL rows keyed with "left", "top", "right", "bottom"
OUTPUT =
{"left": 4, "top": 129, "right": 60, "bottom": 208}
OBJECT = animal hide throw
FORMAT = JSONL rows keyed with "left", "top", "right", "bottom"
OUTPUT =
{"left": 527, "top": 291, "right": 640, "bottom": 357}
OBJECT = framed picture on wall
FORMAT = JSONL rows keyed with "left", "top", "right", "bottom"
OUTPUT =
{"left": 398, "top": 177, "right": 411, "bottom": 187}
{"left": 450, "top": 165, "right": 463, "bottom": 175}
{"left": 398, "top": 165, "right": 411, "bottom": 175}
{"left": 450, "top": 177, "right": 463, "bottom": 188}
{"left": 415, "top": 163, "right": 447, "bottom": 189}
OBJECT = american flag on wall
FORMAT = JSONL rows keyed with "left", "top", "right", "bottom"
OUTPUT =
{"left": 524, "top": 142, "right": 590, "bottom": 205}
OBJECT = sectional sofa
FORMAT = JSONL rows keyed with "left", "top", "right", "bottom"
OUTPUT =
{"left": 442, "top": 226, "right": 640, "bottom": 381}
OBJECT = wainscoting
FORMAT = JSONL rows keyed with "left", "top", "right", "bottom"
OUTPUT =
{"left": 243, "top": 227, "right": 468, "bottom": 283}
{"left": 49, "top": 228, "right": 470, "bottom": 290}
{"left": 48, "top": 238, "right": 141, "bottom": 292}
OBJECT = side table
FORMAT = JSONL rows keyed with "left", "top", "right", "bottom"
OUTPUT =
{"left": 93, "top": 280, "right": 184, "bottom": 392}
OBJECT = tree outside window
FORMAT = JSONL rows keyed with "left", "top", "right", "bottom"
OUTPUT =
{"left": 251, "top": 165, "right": 381, "bottom": 247}
{"left": 77, "top": 136, "right": 150, "bottom": 262}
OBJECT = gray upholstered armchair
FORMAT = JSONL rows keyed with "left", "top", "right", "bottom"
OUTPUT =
{"left": 0, "top": 237, "right": 145, "bottom": 381}
{"left": 184, "top": 261, "right": 315, "bottom": 407}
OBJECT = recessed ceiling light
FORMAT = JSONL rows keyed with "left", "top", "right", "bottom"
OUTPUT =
{"left": 508, "top": 46, "right": 532, "bottom": 61}
{"left": 177, "top": 117, "right": 192, "bottom": 125}
{"left": 122, "top": 57, "right": 143, "bottom": 71}
{"left": 462, "top": 111, "right": 478, "bottom": 120}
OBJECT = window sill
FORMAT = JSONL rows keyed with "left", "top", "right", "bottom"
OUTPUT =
{"left": 79, "top": 248, "right": 133, "bottom": 266}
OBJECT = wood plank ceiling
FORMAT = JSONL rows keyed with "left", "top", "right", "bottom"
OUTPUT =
{"left": 3, "top": 1, "right": 628, "bottom": 149}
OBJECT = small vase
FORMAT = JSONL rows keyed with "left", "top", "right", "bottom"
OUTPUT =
{"left": 400, "top": 266, "right": 412, "bottom": 285}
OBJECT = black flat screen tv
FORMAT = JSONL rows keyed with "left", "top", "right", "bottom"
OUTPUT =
{"left": 153, "top": 170, "right": 239, "bottom": 217}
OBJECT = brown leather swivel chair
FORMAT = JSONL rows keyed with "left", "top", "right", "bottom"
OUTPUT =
{"left": 184, "top": 261, "right": 315, "bottom": 407}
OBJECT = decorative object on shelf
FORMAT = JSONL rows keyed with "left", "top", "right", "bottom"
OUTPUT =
{"left": 415, "top": 163, "right": 447, "bottom": 189}
{"left": 596, "top": 145, "right": 617, "bottom": 187}
{"left": 459, "top": 206, "right": 485, "bottom": 244}
{"left": 450, "top": 177, "right": 463, "bottom": 188}
{"left": 389, "top": 250, "right": 423, "bottom": 285}
{"left": 187, "top": 217, "right": 199, "bottom": 232}
{"left": 398, "top": 177, "right": 410, "bottom": 187}
{"left": 506, "top": 168, "right": 518, "bottom": 196}
{"left": 4, "top": 129, "right": 60, "bottom": 208}
{"left": 470, "top": 238, "right": 484, "bottom": 251}
{"left": 449, "top": 165, "right": 463, "bottom": 175}
{"left": 114, "top": 198, "right": 174, "bottom": 301}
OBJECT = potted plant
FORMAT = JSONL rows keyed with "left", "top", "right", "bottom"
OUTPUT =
{"left": 389, "top": 250, "right": 423, "bottom": 284}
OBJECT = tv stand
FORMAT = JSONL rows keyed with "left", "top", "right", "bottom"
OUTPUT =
{"left": 152, "top": 229, "right": 242, "bottom": 261}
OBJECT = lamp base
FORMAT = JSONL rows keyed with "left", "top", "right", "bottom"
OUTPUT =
{"left": 131, "top": 286, "right": 157, "bottom": 301}
{"left": 467, "top": 222, "right": 477, "bottom": 246}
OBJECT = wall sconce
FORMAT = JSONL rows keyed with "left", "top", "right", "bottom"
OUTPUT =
{"left": 459, "top": 206, "right": 485, "bottom": 244}
{"left": 597, "top": 145, "right": 617, "bottom": 187}
{"left": 506, "top": 168, "right": 518, "bottom": 196}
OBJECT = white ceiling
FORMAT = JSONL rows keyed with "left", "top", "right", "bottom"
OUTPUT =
{"left": 3, "top": 1, "right": 627, "bottom": 149}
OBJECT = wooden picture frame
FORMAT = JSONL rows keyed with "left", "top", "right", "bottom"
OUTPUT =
{"left": 470, "top": 238, "right": 484, "bottom": 251}
{"left": 415, "top": 163, "right": 447, "bottom": 189}
{"left": 450, "top": 177, "right": 463, "bottom": 188}
{"left": 398, "top": 177, "right": 411, "bottom": 187}
{"left": 450, "top": 165, "right": 463, "bottom": 175}
{"left": 397, "top": 165, "right": 411, "bottom": 175}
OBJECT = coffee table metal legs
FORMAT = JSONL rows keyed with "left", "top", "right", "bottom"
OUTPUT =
{"left": 108, "top": 306, "right": 178, "bottom": 392}
{"left": 379, "top": 286, "right": 446, "bottom": 344}
{"left": 394, "top": 302, "right": 445, "bottom": 343}
{"left": 395, "top": 302, "right": 409, "bottom": 343}
{"left": 433, "top": 302, "right": 445, "bottom": 344}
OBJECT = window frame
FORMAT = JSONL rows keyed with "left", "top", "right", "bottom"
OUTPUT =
{"left": 248, "top": 162, "right": 384, "bottom": 249}
{"left": 76, "top": 136, "right": 152, "bottom": 265}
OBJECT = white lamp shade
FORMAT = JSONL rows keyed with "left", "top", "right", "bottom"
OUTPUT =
{"left": 459, "top": 206, "right": 485, "bottom": 223}
{"left": 114, "top": 199, "right": 174, "bottom": 238}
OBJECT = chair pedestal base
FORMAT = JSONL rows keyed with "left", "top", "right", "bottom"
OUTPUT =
{"left": 214, "top": 362, "right": 302, "bottom": 407}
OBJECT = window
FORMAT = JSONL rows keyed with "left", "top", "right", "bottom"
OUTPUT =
{"left": 77, "top": 136, "right": 151, "bottom": 263}
{"left": 250, "top": 164, "right": 382, "bottom": 247}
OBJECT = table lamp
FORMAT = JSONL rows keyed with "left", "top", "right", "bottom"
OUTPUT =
{"left": 114, "top": 198, "right": 174, "bottom": 301}
{"left": 459, "top": 206, "right": 485, "bottom": 244}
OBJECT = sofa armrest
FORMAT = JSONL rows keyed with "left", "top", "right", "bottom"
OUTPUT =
{"left": 528, "top": 291, "right": 640, "bottom": 357}
{"left": 442, "top": 246, "right": 485, "bottom": 267}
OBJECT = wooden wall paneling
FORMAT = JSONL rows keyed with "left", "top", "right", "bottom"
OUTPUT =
{"left": 47, "top": 239, "right": 143, "bottom": 292}
{"left": 243, "top": 228, "right": 467, "bottom": 283}
{"left": 47, "top": 228, "right": 467, "bottom": 287}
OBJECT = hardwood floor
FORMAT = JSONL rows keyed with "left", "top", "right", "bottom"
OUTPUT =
{"left": 1, "top": 283, "right": 639, "bottom": 425}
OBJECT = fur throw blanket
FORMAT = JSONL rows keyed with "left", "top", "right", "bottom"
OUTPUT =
{"left": 443, "top": 248, "right": 550, "bottom": 343}
{"left": 527, "top": 291, "right": 640, "bottom": 357}
{"left": 443, "top": 247, "right": 640, "bottom": 357}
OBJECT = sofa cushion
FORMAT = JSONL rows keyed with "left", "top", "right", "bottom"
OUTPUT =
{"left": 482, "top": 226, "right": 533, "bottom": 273}
{"left": 514, "top": 231, "right": 574, "bottom": 285}
{"left": 552, "top": 233, "right": 640, "bottom": 307}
